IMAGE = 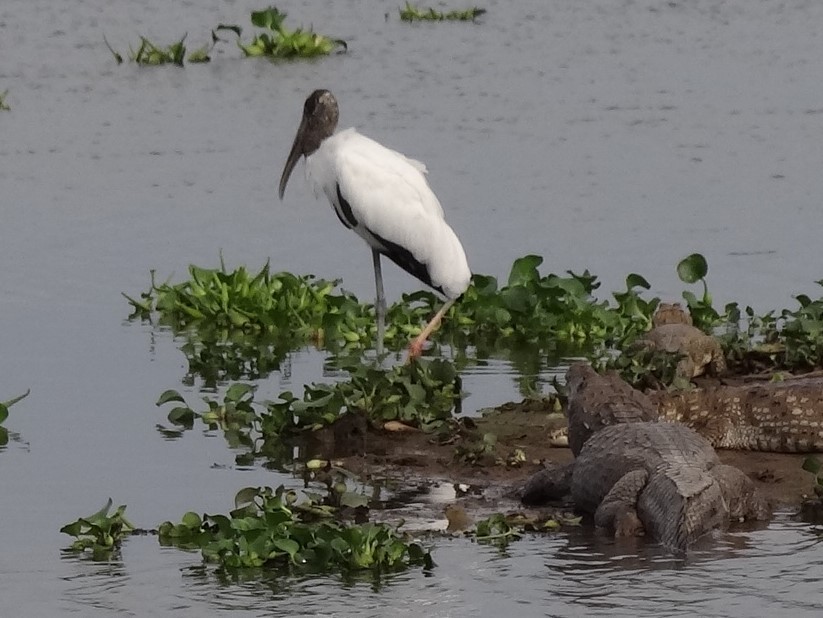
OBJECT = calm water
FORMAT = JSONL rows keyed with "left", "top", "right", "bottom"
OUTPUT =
{"left": 2, "top": 0, "right": 823, "bottom": 615}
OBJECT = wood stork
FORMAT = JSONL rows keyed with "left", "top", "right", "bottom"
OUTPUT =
{"left": 278, "top": 89, "right": 471, "bottom": 359}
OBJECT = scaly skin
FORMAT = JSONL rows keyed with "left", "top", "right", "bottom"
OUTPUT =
{"left": 652, "top": 302, "right": 693, "bottom": 327}
{"left": 521, "top": 363, "right": 769, "bottom": 552}
{"left": 565, "top": 364, "right": 658, "bottom": 456}
{"left": 634, "top": 302, "right": 727, "bottom": 379}
{"left": 651, "top": 377, "right": 823, "bottom": 452}
{"left": 572, "top": 421, "right": 767, "bottom": 551}
{"left": 635, "top": 323, "right": 727, "bottom": 379}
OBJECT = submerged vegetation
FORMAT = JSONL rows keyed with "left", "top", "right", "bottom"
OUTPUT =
{"left": 399, "top": 3, "right": 486, "bottom": 21}
{"left": 104, "top": 7, "right": 345, "bottom": 66}
{"left": 471, "top": 512, "right": 582, "bottom": 550}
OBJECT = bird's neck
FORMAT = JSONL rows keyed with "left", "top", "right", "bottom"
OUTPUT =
{"left": 302, "top": 126, "right": 335, "bottom": 158}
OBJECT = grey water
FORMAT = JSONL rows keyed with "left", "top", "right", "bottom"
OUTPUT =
{"left": 2, "top": 0, "right": 823, "bottom": 615}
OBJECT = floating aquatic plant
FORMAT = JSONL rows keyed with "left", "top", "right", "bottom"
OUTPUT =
{"left": 128, "top": 253, "right": 823, "bottom": 385}
{"left": 132, "top": 35, "right": 187, "bottom": 66}
{"left": 105, "top": 31, "right": 224, "bottom": 65}
{"left": 104, "top": 7, "right": 346, "bottom": 67}
{"left": 125, "top": 261, "right": 361, "bottom": 341}
{"left": 62, "top": 486, "right": 432, "bottom": 574}
{"left": 236, "top": 7, "right": 347, "bottom": 58}
{"left": 158, "top": 485, "right": 433, "bottom": 572}
{"left": 125, "top": 260, "right": 379, "bottom": 384}
{"left": 457, "top": 512, "right": 581, "bottom": 550}
{"left": 0, "top": 90, "right": 10, "bottom": 111}
{"left": 156, "top": 358, "right": 460, "bottom": 462}
{"left": 399, "top": 3, "right": 486, "bottom": 22}
{"left": 104, "top": 33, "right": 188, "bottom": 66}
{"left": 125, "top": 255, "right": 657, "bottom": 381}
{"left": 60, "top": 499, "right": 135, "bottom": 560}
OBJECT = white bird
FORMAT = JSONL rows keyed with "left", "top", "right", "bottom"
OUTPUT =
{"left": 278, "top": 89, "right": 471, "bottom": 359}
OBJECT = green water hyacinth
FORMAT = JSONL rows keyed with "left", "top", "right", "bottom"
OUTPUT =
{"left": 156, "top": 358, "right": 460, "bottom": 463}
{"left": 265, "top": 357, "right": 459, "bottom": 432}
{"left": 125, "top": 260, "right": 362, "bottom": 340}
{"left": 61, "top": 499, "right": 135, "bottom": 560}
{"left": 128, "top": 253, "right": 823, "bottom": 383}
{"left": 399, "top": 3, "right": 486, "bottom": 21}
{"left": 103, "top": 7, "right": 345, "bottom": 66}
{"left": 105, "top": 33, "right": 185, "bottom": 66}
{"left": 131, "top": 35, "right": 187, "bottom": 66}
{"left": 158, "top": 485, "right": 433, "bottom": 572}
{"left": 237, "top": 7, "right": 347, "bottom": 58}
{"left": 125, "top": 255, "right": 657, "bottom": 362}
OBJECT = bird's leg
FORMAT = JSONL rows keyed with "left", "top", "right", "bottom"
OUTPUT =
{"left": 372, "top": 249, "right": 386, "bottom": 356}
{"left": 407, "top": 298, "right": 456, "bottom": 362}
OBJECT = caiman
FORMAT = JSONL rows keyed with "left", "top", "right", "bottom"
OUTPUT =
{"left": 522, "top": 364, "right": 770, "bottom": 552}
{"left": 651, "top": 378, "right": 823, "bottom": 452}
{"left": 634, "top": 302, "right": 727, "bottom": 379}
{"left": 551, "top": 363, "right": 823, "bottom": 453}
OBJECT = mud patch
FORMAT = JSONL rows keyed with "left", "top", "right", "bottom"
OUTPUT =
{"left": 321, "top": 396, "right": 817, "bottom": 532}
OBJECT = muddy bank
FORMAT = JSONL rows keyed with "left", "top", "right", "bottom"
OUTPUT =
{"left": 324, "top": 398, "right": 819, "bottom": 529}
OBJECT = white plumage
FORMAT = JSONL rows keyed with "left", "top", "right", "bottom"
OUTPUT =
{"left": 279, "top": 90, "right": 471, "bottom": 358}
{"left": 306, "top": 128, "right": 470, "bottom": 300}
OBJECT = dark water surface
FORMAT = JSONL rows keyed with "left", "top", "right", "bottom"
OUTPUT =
{"left": 2, "top": 0, "right": 823, "bottom": 615}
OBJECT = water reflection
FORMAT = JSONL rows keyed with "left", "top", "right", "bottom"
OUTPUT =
{"left": 61, "top": 552, "right": 132, "bottom": 615}
{"left": 540, "top": 517, "right": 823, "bottom": 617}
{"left": 52, "top": 517, "right": 823, "bottom": 617}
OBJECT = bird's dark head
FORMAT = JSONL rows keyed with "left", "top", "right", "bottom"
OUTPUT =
{"left": 279, "top": 89, "right": 340, "bottom": 200}
{"left": 303, "top": 89, "right": 339, "bottom": 129}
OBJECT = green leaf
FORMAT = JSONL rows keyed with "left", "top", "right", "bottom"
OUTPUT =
{"left": 507, "top": 255, "right": 543, "bottom": 287}
{"left": 167, "top": 406, "right": 195, "bottom": 427}
{"left": 0, "top": 404, "right": 7, "bottom": 425}
{"left": 88, "top": 499, "right": 115, "bottom": 522}
{"left": 2, "top": 389, "right": 30, "bottom": 409}
{"left": 234, "top": 487, "right": 261, "bottom": 509}
{"left": 625, "top": 273, "right": 651, "bottom": 290}
{"left": 677, "top": 253, "right": 708, "bottom": 284}
{"left": 225, "top": 383, "right": 255, "bottom": 403}
{"left": 501, "top": 286, "right": 532, "bottom": 314}
{"left": 60, "top": 520, "right": 84, "bottom": 537}
{"left": 272, "top": 537, "right": 300, "bottom": 559}
{"left": 182, "top": 511, "right": 202, "bottom": 529}
{"left": 157, "top": 390, "right": 186, "bottom": 406}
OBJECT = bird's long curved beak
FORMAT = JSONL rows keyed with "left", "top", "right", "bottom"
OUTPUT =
{"left": 278, "top": 115, "right": 308, "bottom": 200}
